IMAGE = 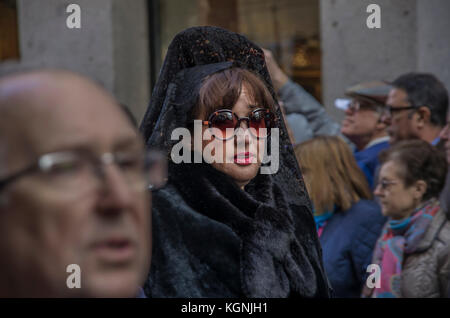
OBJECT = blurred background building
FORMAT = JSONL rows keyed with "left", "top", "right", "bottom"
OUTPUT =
{"left": 1, "top": 0, "right": 449, "bottom": 124}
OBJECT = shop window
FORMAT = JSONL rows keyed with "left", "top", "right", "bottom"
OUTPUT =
{"left": 0, "top": 0, "right": 20, "bottom": 61}
{"left": 150, "top": 0, "right": 321, "bottom": 102}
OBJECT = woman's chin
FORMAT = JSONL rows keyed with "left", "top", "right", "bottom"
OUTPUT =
{"left": 230, "top": 164, "right": 260, "bottom": 185}
{"left": 380, "top": 207, "right": 391, "bottom": 217}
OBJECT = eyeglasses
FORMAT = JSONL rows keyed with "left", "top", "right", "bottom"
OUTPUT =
{"left": 384, "top": 105, "right": 418, "bottom": 118}
{"left": 203, "top": 108, "right": 277, "bottom": 140}
{"left": 348, "top": 100, "right": 383, "bottom": 113}
{"left": 0, "top": 149, "right": 167, "bottom": 193}
{"left": 375, "top": 179, "right": 398, "bottom": 191}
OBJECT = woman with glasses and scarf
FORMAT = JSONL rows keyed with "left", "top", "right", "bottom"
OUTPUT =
{"left": 363, "top": 139, "right": 450, "bottom": 297}
{"left": 139, "top": 26, "right": 331, "bottom": 298}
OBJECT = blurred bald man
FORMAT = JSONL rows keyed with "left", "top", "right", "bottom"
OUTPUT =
{"left": 0, "top": 70, "right": 161, "bottom": 297}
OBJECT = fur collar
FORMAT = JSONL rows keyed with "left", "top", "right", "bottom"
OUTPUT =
{"left": 165, "top": 162, "right": 331, "bottom": 297}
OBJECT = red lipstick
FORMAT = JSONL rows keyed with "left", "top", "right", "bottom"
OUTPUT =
{"left": 234, "top": 152, "right": 255, "bottom": 165}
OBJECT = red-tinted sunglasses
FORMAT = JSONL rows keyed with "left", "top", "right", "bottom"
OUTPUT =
{"left": 203, "top": 108, "right": 276, "bottom": 140}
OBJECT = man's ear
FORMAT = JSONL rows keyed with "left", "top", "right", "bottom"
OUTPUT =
{"left": 376, "top": 117, "right": 388, "bottom": 131}
{"left": 415, "top": 106, "right": 431, "bottom": 128}
{"left": 413, "top": 179, "right": 427, "bottom": 201}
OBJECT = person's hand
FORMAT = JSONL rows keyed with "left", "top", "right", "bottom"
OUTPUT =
{"left": 262, "top": 48, "right": 289, "bottom": 92}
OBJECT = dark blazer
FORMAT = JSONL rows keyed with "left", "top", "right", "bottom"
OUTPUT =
{"left": 320, "top": 199, "right": 386, "bottom": 297}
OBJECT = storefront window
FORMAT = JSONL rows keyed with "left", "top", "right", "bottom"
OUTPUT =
{"left": 150, "top": 0, "right": 321, "bottom": 102}
{"left": 0, "top": 0, "right": 20, "bottom": 61}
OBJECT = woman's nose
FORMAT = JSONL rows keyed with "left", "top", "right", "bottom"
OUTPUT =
{"left": 237, "top": 118, "right": 249, "bottom": 130}
{"left": 373, "top": 184, "right": 382, "bottom": 197}
{"left": 234, "top": 124, "right": 251, "bottom": 145}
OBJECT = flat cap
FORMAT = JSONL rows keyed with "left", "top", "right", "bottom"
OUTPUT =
{"left": 345, "top": 81, "right": 392, "bottom": 105}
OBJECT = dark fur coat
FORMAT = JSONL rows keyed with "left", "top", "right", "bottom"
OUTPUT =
{"left": 140, "top": 26, "right": 332, "bottom": 298}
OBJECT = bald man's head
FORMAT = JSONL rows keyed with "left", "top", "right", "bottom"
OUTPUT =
{"left": 0, "top": 70, "right": 151, "bottom": 297}
{"left": 0, "top": 71, "right": 123, "bottom": 170}
{"left": 0, "top": 70, "right": 117, "bottom": 117}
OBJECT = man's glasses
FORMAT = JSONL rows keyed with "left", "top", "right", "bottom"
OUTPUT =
{"left": 347, "top": 100, "right": 383, "bottom": 113}
{"left": 203, "top": 108, "right": 277, "bottom": 140}
{"left": 0, "top": 149, "right": 167, "bottom": 193}
{"left": 383, "top": 105, "right": 417, "bottom": 118}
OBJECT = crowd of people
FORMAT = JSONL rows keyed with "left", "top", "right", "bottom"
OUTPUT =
{"left": 0, "top": 26, "right": 449, "bottom": 298}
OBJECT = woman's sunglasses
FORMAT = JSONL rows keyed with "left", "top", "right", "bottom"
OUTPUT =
{"left": 203, "top": 108, "right": 276, "bottom": 140}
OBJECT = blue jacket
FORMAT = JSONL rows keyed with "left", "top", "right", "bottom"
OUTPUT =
{"left": 354, "top": 140, "right": 390, "bottom": 189}
{"left": 319, "top": 200, "right": 386, "bottom": 298}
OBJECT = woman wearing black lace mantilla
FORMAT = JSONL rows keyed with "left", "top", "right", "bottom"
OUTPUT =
{"left": 140, "top": 26, "right": 331, "bottom": 298}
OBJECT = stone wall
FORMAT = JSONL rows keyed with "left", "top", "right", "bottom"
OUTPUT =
{"left": 0, "top": 0, "right": 150, "bottom": 123}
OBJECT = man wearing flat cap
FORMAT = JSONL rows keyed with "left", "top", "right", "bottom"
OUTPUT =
{"left": 340, "top": 81, "right": 392, "bottom": 188}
